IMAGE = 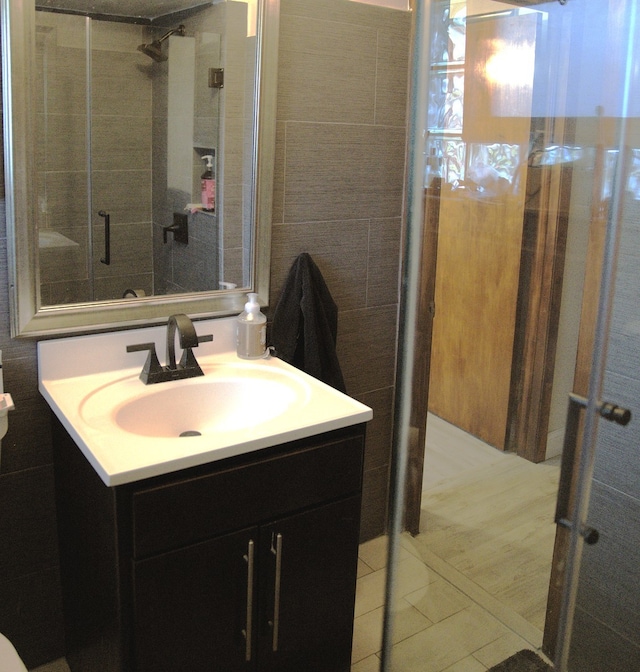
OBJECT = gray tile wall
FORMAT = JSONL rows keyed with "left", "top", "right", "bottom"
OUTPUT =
{"left": 90, "top": 28, "right": 154, "bottom": 301}
{"left": 0, "top": 0, "right": 408, "bottom": 665}
{"left": 269, "top": 0, "right": 410, "bottom": 540}
{"left": 36, "top": 14, "right": 90, "bottom": 304}
{"left": 220, "top": 1, "right": 254, "bottom": 288}
{"left": 2, "top": 26, "right": 67, "bottom": 666}
{"left": 37, "top": 16, "right": 154, "bottom": 303}
{"left": 0, "top": 211, "right": 64, "bottom": 667}
{"left": 569, "top": 193, "right": 640, "bottom": 669}
{"left": 153, "top": 1, "right": 249, "bottom": 293}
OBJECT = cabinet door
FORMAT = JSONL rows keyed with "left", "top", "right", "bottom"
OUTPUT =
{"left": 134, "top": 526, "right": 258, "bottom": 672}
{"left": 258, "top": 495, "right": 361, "bottom": 672}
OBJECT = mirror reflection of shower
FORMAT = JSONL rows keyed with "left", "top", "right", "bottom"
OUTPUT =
{"left": 33, "top": 1, "right": 252, "bottom": 309}
{"left": 137, "top": 24, "right": 185, "bottom": 62}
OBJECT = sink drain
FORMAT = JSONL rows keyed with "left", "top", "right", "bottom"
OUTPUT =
{"left": 179, "top": 430, "right": 202, "bottom": 437}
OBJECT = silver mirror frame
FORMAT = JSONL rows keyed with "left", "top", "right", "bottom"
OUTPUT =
{"left": 1, "top": 0, "right": 279, "bottom": 337}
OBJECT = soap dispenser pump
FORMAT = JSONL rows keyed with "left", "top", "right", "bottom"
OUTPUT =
{"left": 236, "top": 293, "right": 267, "bottom": 359}
{"left": 200, "top": 154, "right": 215, "bottom": 212}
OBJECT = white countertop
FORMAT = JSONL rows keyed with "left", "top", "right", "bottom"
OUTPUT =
{"left": 38, "top": 317, "right": 372, "bottom": 486}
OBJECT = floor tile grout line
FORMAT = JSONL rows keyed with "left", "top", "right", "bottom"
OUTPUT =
{"left": 408, "top": 541, "right": 544, "bottom": 649}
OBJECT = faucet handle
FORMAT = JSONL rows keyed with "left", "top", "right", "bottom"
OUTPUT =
{"left": 126, "top": 342, "right": 163, "bottom": 384}
{"left": 178, "top": 347, "right": 204, "bottom": 372}
{"left": 126, "top": 341, "right": 157, "bottom": 354}
{"left": 178, "top": 333, "right": 212, "bottom": 369}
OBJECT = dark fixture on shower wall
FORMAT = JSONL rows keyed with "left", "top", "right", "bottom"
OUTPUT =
{"left": 137, "top": 24, "right": 185, "bottom": 62}
{"left": 163, "top": 213, "right": 189, "bottom": 245}
{"left": 98, "top": 210, "right": 111, "bottom": 265}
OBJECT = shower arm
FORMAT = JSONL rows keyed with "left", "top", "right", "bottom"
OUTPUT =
{"left": 155, "top": 25, "right": 185, "bottom": 45}
{"left": 137, "top": 24, "right": 186, "bottom": 62}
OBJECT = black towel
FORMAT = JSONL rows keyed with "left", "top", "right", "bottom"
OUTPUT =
{"left": 271, "top": 253, "right": 346, "bottom": 392}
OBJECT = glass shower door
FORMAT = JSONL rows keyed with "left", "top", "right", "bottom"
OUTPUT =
{"left": 553, "top": 1, "right": 640, "bottom": 663}
{"left": 35, "top": 11, "right": 92, "bottom": 305}
{"left": 36, "top": 10, "right": 157, "bottom": 305}
{"left": 383, "top": 1, "right": 639, "bottom": 670}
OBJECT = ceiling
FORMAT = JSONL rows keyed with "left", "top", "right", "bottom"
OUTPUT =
{"left": 36, "top": 0, "right": 215, "bottom": 21}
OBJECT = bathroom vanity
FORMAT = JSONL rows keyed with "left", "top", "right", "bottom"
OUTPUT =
{"left": 53, "top": 418, "right": 365, "bottom": 672}
{"left": 39, "top": 317, "right": 372, "bottom": 672}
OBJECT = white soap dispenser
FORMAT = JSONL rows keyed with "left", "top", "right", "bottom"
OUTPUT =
{"left": 236, "top": 293, "right": 267, "bottom": 359}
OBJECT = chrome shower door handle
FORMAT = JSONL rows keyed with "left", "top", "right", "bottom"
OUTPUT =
{"left": 98, "top": 210, "right": 110, "bottom": 265}
{"left": 555, "top": 392, "right": 631, "bottom": 544}
{"left": 242, "top": 539, "right": 255, "bottom": 662}
{"left": 270, "top": 532, "right": 283, "bottom": 652}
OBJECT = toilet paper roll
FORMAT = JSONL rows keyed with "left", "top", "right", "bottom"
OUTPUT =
{"left": 122, "top": 288, "right": 147, "bottom": 298}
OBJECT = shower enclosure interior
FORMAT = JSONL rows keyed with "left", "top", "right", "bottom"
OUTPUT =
{"left": 384, "top": 0, "right": 640, "bottom": 670}
{"left": 35, "top": 2, "right": 253, "bottom": 305}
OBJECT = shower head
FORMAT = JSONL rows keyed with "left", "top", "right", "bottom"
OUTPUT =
{"left": 137, "top": 24, "right": 185, "bottom": 62}
{"left": 138, "top": 41, "right": 167, "bottom": 62}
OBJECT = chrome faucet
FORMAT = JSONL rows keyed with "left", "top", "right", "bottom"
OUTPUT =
{"left": 126, "top": 314, "right": 213, "bottom": 384}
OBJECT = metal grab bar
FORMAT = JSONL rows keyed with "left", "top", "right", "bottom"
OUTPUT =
{"left": 98, "top": 210, "right": 110, "bottom": 265}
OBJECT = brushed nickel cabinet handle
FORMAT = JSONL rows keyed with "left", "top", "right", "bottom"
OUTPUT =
{"left": 242, "top": 539, "right": 255, "bottom": 661}
{"left": 270, "top": 532, "right": 283, "bottom": 652}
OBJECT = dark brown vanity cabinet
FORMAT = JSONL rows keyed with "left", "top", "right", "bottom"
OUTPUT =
{"left": 134, "top": 496, "right": 361, "bottom": 672}
{"left": 52, "top": 420, "right": 365, "bottom": 672}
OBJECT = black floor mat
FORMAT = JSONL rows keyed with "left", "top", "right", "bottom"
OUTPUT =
{"left": 487, "top": 649, "right": 553, "bottom": 672}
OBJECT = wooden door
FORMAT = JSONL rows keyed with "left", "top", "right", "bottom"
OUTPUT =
{"left": 403, "top": 136, "right": 574, "bottom": 530}
{"left": 426, "top": 8, "right": 537, "bottom": 451}
{"left": 428, "top": 186, "right": 527, "bottom": 449}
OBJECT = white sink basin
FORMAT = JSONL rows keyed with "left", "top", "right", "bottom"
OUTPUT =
{"left": 38, "top": 317, "right": 372, "bottom": 486}
{"left": 81, "top": 363, "right": 309, "bottom": 438}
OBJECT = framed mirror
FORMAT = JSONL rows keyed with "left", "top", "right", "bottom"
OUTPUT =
{"left": 1, "top": 0, "right": 279, "bottom": 336}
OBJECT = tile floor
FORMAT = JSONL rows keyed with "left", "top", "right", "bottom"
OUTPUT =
{"left": 32, "top": 415, "right": 559, "bottom": 672}
{"left": 350, "top": 414, "right": 559, "bottom": 671}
